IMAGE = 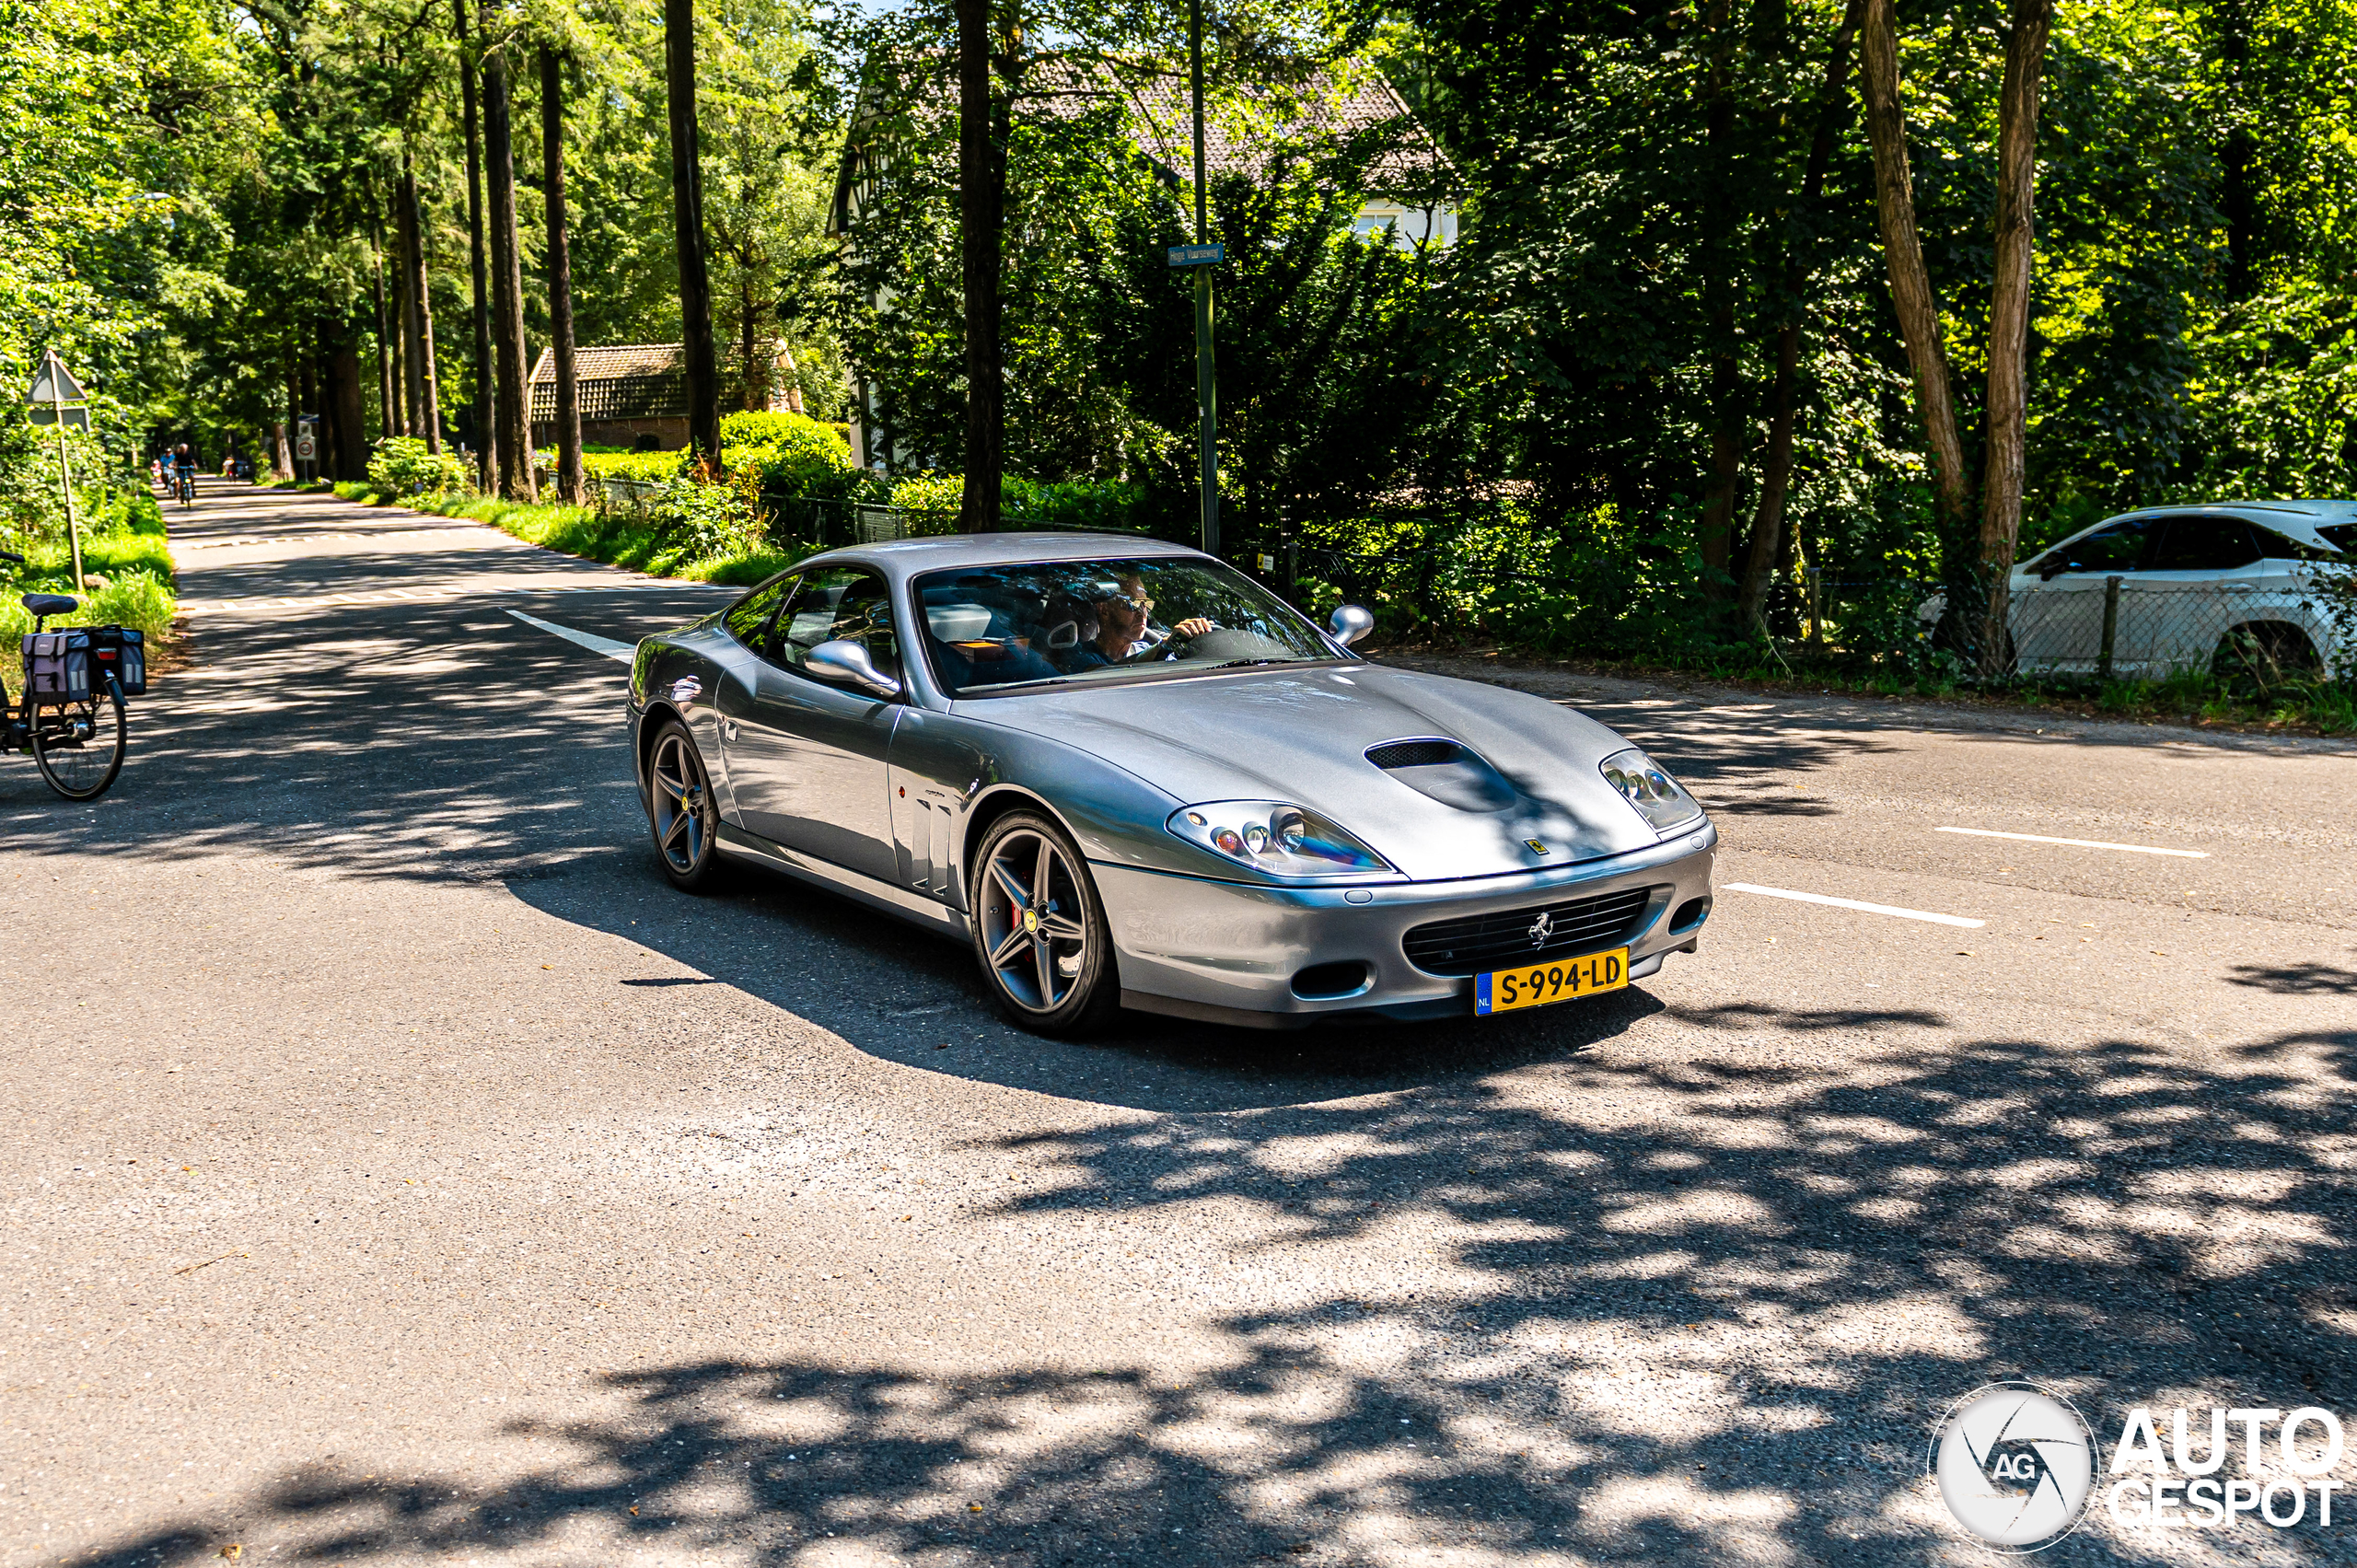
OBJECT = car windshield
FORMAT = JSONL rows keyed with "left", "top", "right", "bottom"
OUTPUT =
{"left": 912, "top": 556, "right": 1345, "bottom": 696}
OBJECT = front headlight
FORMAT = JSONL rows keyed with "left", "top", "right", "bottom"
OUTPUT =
{"left": 1599, "top": 747, "right": 1703, "bottom": 832}
{"left": 1167, "top": 801, "right": 1391, "bottom": 878}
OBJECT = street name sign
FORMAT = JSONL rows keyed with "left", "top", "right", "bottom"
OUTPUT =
{"left": 1167, "top": 243, "right": 1225, "bottom": 268}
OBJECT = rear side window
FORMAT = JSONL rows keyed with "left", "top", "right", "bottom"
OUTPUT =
{"left": 776, "top": 567, "right": 900, "bottom": 679}
{"left": 2038, "top": 516, "right": 2159, "bottom": 575}
{"left": 2252, "top": 526, "right": 2348, "bottom": 562}
{"left": 2146, "top": 515, "right": 2260, "bottom": 571}
{"left": 723, "top": 575, "right": 795, "bottom": 650}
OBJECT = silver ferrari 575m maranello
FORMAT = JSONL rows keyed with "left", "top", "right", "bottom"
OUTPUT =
{"left": 624, "top": 533, "right": 1716, "bottom": 1035}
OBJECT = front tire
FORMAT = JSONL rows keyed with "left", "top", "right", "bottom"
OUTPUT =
{"left": 33, "top": 682, "right": 126, "bottom": 801}
{"left": 646, "top": 719, "right": 725, "bottom": 891}
{"left": 968, "top": 811, "right": 1120, "bottom": 1038}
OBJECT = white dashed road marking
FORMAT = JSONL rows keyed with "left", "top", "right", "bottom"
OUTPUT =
{"left": 1934, "top": 825, "right": 2209, "bottom": 858}
{"left": 505, "top": 610, "right": 636, "bottom": 664}
{"left": 1724, "top": 882, "right": 1986, "bottom": 929}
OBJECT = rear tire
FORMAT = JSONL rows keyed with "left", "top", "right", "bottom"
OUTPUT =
{"left": 646, "top": 719, "right": 726, "bottom": 891}
{"left": 968, "top": 810, "right": 1121, "bottom": 1038}
{"left": 32, "top": 681, "right": 125, "bottom": 802}
{"left": 2212, "top": 622, "right": 2320, "bottom": 689}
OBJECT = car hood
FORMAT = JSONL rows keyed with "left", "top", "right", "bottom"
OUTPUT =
{"left": 960, "top": 664, "right": 1674, "bottom": 880}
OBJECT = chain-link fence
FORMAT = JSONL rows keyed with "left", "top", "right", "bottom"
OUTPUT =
{"left": 1253, "top": 540, "right": 2348, "bottom": 681}
{"left": 2000, "top": 574, "right": 2343, "bottom": 679}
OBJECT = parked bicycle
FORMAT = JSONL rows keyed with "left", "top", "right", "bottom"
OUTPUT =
{"left": 0, "top": 549, "right": 139, "bottom": 800}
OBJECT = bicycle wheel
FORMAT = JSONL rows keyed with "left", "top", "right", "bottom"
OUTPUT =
{"left": 33, "top": 682, "right": 126, "bottom": 801}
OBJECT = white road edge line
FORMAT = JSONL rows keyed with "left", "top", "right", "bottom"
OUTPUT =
{"left": 506, "top": 609, "right": 635, "bottom": 665}
{"left": 1724, "top": 882, "right": 1986, "bottom": 929}
{"left": 1934, "top": 825, "right": 2209, "bottom": 858}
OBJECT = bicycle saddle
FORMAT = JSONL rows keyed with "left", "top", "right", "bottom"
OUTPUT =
{"left": 21, "top": 594, "right": 78, "bottom": 618}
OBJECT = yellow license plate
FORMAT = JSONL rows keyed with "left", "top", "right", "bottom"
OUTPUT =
{"left": 1475, "top": 947, "right": 1630, "bottom": 1016}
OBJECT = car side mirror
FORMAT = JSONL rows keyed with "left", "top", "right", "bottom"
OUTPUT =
{"left": 2038, "top": 560, "right": 2070, "bottom": 581}
{"left": 807, "top": 639, "right": 903, "bottom": 699}
{"left": 1329, "top": 605, "right": 1374, "bottom": 647}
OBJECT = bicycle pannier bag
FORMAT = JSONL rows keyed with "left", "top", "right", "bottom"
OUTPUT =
{"left": 87, "top": 625, "right": 146, "bottom": 696}
{"left": 22, "top": 630, "right": 91, "bottom": 703}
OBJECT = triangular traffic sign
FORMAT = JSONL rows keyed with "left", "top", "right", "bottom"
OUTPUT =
{"left": 27, "top": 350, "right": 85, "bottom": 405}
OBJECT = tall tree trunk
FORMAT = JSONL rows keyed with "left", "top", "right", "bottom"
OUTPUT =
{"left": 664, "top": 0, "right": 722, "bottom": 466}
{"left": 482, "top": 16, "right": 537, "bottom": 502}
{"left": 370, "top": 209, "right": 398, "bottom": 439}
{"left": 1860, "top": 0, "right": 1974, "bottom": 552}
{"left": 1736, "top": 0, "right": 1864, "bottom": 631}
{"left": 270, "top": 420, "right": 292, "bottom": 480}
{"left": 457, "top": 0, "right": 495, "bottom": 490}
{"left": 741, "top": 273, "right": 761, "bottom": 410}
{"left": 1695, "top": 0, "right": 1742, "bottom": 589}
{"left": 398, "top": 151, "right": 446, "bottom": 453}
{"left": 330, "top": 336, "right": 369, "bottom": 479}
{"left": 540, "top": 46, "right": 584, "bottom": 504}
{"left": 2216, "top": 0, "right": 2256, "bottom": 299}
{"left": 396, "top": 230, "right": 420, "bottom": 435}
{"left": 1974, "top": 0, "right": 2054, "bottom": 673}
{"left": 778, "top": 343, "right": 805, "bottom": 414}
{"left": 956, "top": 0, "right": 1005, "bottom": 530}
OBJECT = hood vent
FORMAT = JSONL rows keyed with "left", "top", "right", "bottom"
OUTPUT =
{"left": 1367, "top": 738, "right": 1464, "bottom": 770}
{"left": 1365, "top": 737, "right": 1517, "bottom": 814}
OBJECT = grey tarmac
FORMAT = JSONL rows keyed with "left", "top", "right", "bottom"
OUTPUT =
{"left": 5, "top": 480, "right": 2352, "bottom": 1567}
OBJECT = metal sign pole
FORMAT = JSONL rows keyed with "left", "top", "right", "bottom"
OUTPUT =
{"left": 1190, "top": 0, "right": 1219, "bottom": 560}
{"left": 37, "top": 351, "right": 86, "bottom": 591}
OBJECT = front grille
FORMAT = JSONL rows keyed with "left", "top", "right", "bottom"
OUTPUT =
{"left": 1402, "top": 885, "right": 1657, "bottom": 976}
{"left": 1366, "top": 738, "right": 1462, "bottom": 770}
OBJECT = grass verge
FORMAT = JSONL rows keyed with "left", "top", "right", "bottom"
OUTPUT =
{"left": 378, "top": 488, "right": 801, "bottom": 586}
{"left": 1, "top": 495, "right": 179, "bottom": 643}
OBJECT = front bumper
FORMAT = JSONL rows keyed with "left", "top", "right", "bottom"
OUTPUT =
{"left": 1097, "top": 821, "right": 1716, "bottom": 1028}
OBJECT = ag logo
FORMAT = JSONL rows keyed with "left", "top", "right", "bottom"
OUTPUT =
{"left": 1929, "top": 1382, "right": 2097, "bottom": 1552}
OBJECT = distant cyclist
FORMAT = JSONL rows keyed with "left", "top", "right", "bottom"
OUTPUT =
{"left": 170, "top": 444, "right": 198, "bottom": 507}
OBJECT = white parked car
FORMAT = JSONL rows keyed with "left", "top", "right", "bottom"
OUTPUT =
{"left": 2007, "top": 501, "right": 2353, "bottom": 678}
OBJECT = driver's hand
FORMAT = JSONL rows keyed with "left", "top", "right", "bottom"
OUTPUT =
{"left": 1173, "top": 616, "right": 1213, "bottom": 638}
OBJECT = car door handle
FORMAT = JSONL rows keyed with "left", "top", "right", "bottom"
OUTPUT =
{"left": 724, "top": 720, "right": 740, "bottom": 741}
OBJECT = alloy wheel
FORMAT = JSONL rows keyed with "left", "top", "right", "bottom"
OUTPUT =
{"left": 650, "top": 729, "right": 713, "bottom": 875}
{"left": 977, "top": 828, "right": 1090, "bottom": 1013}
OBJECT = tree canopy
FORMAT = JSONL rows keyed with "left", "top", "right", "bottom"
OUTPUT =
{"left": 2, "top": 0, "right": 2351, "bottom": 656}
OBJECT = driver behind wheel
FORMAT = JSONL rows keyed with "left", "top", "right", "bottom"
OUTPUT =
{"left": 1064, "top": 575, "right": 1213, "bottom": 670}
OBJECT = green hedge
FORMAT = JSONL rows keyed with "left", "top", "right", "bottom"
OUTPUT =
{"left": 582, "top": 449, "right": 689, "bottom": 484}
{"left": 885, "top": 471, "right": 1154, "bottom": 537}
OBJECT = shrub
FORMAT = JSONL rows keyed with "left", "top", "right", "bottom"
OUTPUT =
{"left": 367, "top": 436, "right": 468, "bottom": 496}
{"left": 647, "top": 476, "right": 761, "bottom": 560}
{"left": 873, "top": 471, "right": 1152, "bottom": 538}
{"left": 726, "top": 412, "right": 858, "bottom": 544}
{"left": 889, "top": 472, "right": 966, "bottom": 535}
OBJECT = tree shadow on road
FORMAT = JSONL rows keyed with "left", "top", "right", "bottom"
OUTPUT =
{"left": 64, "top": 1013, "right": 2356, "bottom": 1567}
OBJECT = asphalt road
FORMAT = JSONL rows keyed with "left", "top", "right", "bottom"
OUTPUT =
{"left": 7, "top": 480, "right": 2353, "bottom": 1568}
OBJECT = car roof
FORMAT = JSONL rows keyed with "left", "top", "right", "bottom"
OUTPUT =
{"left": 795, "top": 531, "right": 1209, "bottom": 585}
